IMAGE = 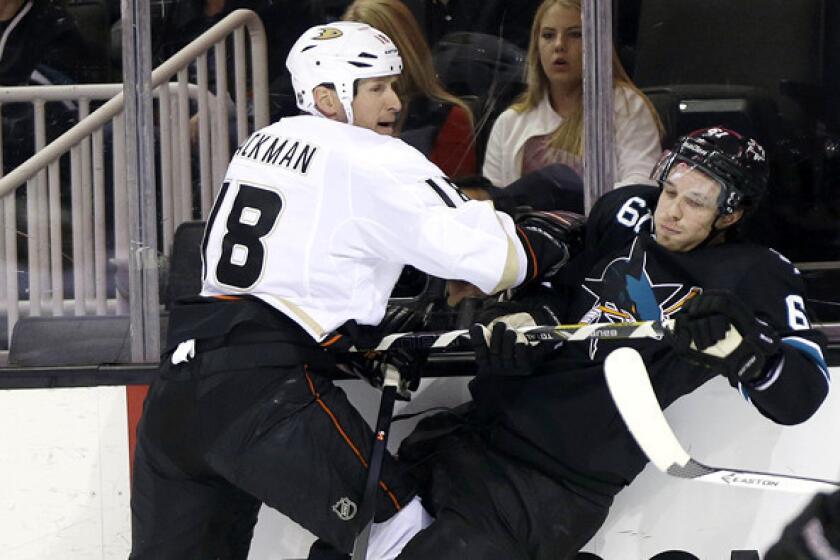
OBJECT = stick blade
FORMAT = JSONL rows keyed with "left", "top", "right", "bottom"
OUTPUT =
{"left": 604, "top": 347, "right": 691, "bottom": 472}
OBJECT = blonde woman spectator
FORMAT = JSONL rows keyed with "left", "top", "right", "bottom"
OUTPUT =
{"left": 483, "top": 0, "right": 662, "bottom": 188}
{"left": 343, "top": 0, "right": 477, "bottom": 177}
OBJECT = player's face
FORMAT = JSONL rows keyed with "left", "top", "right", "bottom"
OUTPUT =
{"left": 351, "top": 75, "right": 402, "bottom": 135}
{"left": 538, "top": 4, "right": 583, "bottom": 93}
{"left": 653, "top": 163, "right": 722, "bottom": 252}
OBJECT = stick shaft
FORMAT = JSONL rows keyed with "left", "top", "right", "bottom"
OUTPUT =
{"left": 351, "top": 383, "right": 398, "bottom": 559}
{"left": 361, "top": 319, "right": 673, "bottom": 353}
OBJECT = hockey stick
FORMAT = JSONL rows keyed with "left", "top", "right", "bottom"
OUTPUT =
{"left": 351, "top": 366, "right": 400, "bottom": 559}
{"left": 353, "top": 319, "right": 675, "bottom": 353}
{"left": 604, "top": 347, "right": 840, "bottom": 494}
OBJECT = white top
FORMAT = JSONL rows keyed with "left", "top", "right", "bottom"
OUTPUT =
{"left": 482, "top": 86, "right": 662, "bottom": 188}
{"left": 201, "top": 116, "right": 527, "bottom": 341}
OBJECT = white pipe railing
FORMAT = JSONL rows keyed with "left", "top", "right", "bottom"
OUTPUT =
{"left": 0, "top": 9, "right": 268, "bottom": 198}
{"left": 0, "top": 9, "right": 269, "bottom": 347}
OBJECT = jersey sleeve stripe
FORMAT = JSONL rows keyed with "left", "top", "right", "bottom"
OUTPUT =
{"left": 491, "top": 216, "right": 525, "bottom": 293}
{"left": 424, "top": 178, "right": 456, "bottom": 208}
{"left": 738, "top": 382, "right": 751, "bottom": 402}
{"left": 515, "top": 225, "right": 538, "bottom": 281}
{"left": 782, "top": 336, "right": 831, "bottom": 382}
{"left": 750, "top": 354, "right": 785, "bottom": 391}
{"left": 264, "top": 294, "right": 327, "bottom": 341}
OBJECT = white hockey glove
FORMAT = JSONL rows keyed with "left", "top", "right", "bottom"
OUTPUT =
{"left": 671, "top": 289, "right": 780, "bottom": 386}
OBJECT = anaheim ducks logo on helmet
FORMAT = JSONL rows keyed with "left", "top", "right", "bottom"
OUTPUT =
{"left": 313, "top": 27, "right": 343, "bottom": 40}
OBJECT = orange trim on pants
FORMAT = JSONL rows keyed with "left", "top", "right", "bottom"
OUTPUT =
{"left": 304, "top": 369, "right": 402, "bottom": 513}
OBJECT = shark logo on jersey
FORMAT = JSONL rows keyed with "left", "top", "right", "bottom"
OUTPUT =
{"left": 579, "top": 238, "right": 701, "bottom": 357}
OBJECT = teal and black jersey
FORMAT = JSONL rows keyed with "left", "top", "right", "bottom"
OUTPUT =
{"left": 470, "top": 185, "right": 829, "bottom": 494}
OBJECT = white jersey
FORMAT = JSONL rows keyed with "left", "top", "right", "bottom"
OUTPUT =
{"left": 201, "top": 116, "right": 527, "bottom": 341}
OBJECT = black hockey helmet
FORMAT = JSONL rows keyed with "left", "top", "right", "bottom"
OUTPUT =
{"left": 651, "top": 127, "right": 769, "bottom": 215}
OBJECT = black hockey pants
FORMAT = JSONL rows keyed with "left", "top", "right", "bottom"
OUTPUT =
{"left": 397, "top": 418, "right": 611, "bottom": 560}
{"left": 129, "top": 322, "right": 415, "bottom": 559}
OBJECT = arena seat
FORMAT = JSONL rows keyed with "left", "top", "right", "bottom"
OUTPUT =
{"left": 8, "top": 314, "right": 168, "bottom": 367}
{"left": 632, "top": 0, "right": 824, "bottom": 137}
{"left": 641, "top": 85, "right": 782, "bottom": 154}
{"left": 4, "top": 216, "right": 201, "bottom": 367}
{"left": 167, "top": 220, "right": 206, "bottom": 307}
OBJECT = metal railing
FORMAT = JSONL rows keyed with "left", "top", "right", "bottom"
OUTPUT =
{"left": 0, "top": 9, "right": 269, "bottom": 348}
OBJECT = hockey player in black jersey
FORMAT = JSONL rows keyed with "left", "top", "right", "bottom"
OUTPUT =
{"left": 392, "top": 127, "right": 831, "bottom": 560}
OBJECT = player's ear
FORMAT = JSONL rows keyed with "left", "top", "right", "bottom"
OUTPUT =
{"left": 313, "top": 85, "right": 345, "bottom": 122}
{"left": 714, "top": 207, "right": 744, "bottom": 230}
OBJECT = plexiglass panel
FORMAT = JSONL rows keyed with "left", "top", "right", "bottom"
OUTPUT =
{"left": 0, "top": 0, "right": 836, "bottom": 360}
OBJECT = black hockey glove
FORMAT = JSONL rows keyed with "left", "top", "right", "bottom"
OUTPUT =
{"left": 765, "top": 490, "right": 840, "bottom": 560}
{"left": 330, "top": 305, "right": 427, "bottom": 351}
{"left": 470, "top": 320, "right": 559, "bottom": 378}
{"left": 671, "top": 289, "right": 781, "bottom": 387}
{"left": 328, "top": 306, "right": 429, "bottom": 399}
{"left": 469, "top": 286, "right": 565, "bottom": 376}
{"left": 336, "top": 349, "right": 425, "bottom": 400}
{"left": 515, "top": 209, "right": 585, "bottom": 284}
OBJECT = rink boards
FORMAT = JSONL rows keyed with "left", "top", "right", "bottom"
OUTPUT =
{"left": 1, "top": 370, "right": 838, "bottom": 559}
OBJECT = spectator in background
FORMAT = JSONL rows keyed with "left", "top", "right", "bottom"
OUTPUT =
{"left": 0, "top": 0, "right": 100, "bottom": 173}
{"left": 0, "top": 0, "right": 101, "bottom": 86}
{"left": 482, "top": 0, "right": 662, "bottom": 190}
{"left": 343, "top": 0, "right": 477, "bottom": 177}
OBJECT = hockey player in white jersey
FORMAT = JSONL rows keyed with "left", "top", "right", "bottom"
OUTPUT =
{"left": 129, "top": 21, "right": 582, "bottom": 560}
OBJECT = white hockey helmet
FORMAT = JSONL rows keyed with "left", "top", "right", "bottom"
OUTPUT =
{"left": 285, "top": 21, "right": 403, "bottom": 125}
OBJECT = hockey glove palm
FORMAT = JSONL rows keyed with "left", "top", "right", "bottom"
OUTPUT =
{"left": 515, "top": 210, "right": 585, "bottom": 284}
{"left": 672, "top": 289, "right": 781, "bottom": 386}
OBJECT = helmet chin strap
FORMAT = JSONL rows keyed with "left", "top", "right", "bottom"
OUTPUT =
{"left": 341, "top": 100, "right": 355, "bottom": 126}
